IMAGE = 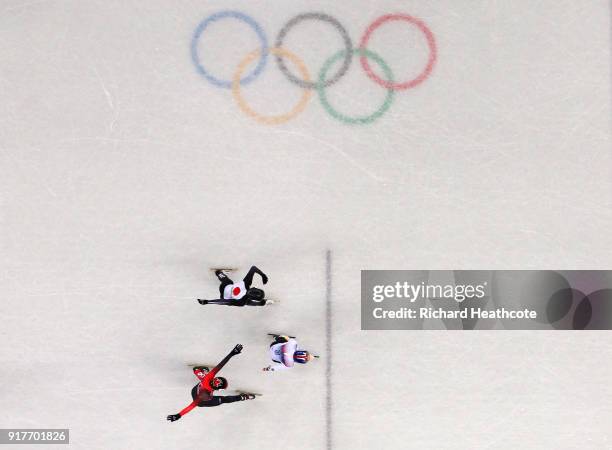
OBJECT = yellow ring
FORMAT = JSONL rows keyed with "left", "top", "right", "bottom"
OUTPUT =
{"left": 232, "top": 47, "right": 313, "bottom": 125}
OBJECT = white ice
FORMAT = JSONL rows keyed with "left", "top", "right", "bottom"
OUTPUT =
{"left": 1, "top": 1, "right": 611, "bottom": 449}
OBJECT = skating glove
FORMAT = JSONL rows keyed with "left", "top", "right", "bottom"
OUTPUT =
{"left": 232, "top": 344, "right": 243, "bottom": 355}
{"left": 197, "top": 299, "right": 208, "bottom": 305}
{"left": 240, "top": 393, "right": 256, "bottom": 400}
{"left": 262, "top": 274, "right": 269, "bottom": 284}
{"left": 166, "top": 414, "right": 181, "bottom": 422}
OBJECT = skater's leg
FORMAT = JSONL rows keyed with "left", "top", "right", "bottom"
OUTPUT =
{"left": 217, "top": 394, "right": 254, "bottom": 403}
{"left": 218, "top": 279, "right": 233, "bottom": 298}
{"left": 199, "top": 394, "right": 255, "bottom": 407}
{"left": 215, "top": 270, "right": 234, "bottom": 283}
{"left": 215, "top": 270, "right": 234, "bottom": 297}
{"left": 243, "top": 266, "right": 268, "bottom": 289}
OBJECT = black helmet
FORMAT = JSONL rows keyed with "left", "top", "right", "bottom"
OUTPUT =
{"left": 247, "top": 287, "right": 264, "bottom": 300}
{"left": 210, "top": 376, "right": 228, "bottom": 390}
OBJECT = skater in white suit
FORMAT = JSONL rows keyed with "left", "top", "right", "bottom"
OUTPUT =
{"left": 263, "top": 334, "right": 316, "bottom": 371}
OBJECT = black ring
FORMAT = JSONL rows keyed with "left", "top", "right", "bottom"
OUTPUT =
{"left": 275, "top": 12, "right": 353, "bottom": 89}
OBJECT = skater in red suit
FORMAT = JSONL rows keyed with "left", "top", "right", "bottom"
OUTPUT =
{"left": 197, "top": 266, "right": 269, "bottom": 307}
{"left": 166, "top": 344, "right": 256, "bottom": 422}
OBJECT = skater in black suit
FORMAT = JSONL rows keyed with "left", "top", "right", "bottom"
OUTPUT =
{"left": 197, "top": 266, "right": 269, "bottom": 307}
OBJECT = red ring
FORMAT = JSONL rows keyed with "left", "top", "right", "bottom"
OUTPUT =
{"left": 359, "top": 14, "right": 437, "bottom": 91}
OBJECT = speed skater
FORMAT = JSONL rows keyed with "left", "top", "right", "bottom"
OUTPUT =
{"left": 166, "top": 344, "right": 256, "bottom": 422}
{"left": 262, "top": 334, "right": 317, "bottom": 371}
{"left": 197, "top": 266, "right": 269, "bottom": 307}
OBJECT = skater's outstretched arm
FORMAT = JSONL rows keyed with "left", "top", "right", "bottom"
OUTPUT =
{"left": 205, "top": 344, "right": 242, "bottom": 380}
{"left": 243, "top": 266, "right": 268, "bottom": 288}
{"left": 166, "top": 401, "right": 197, "bottom": 422}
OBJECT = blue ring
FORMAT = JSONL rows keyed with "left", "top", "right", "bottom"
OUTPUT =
{"left": 190, "top": 11, "right": 268, "bottom": 89}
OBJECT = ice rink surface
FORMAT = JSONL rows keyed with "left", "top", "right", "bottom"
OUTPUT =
{"left": 1, "top": 0, "right": 611, "bottom": 448}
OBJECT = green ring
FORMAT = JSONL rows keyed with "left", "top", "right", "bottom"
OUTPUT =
{"left": 317, "top": 48, "right": 395, "bottom": 125}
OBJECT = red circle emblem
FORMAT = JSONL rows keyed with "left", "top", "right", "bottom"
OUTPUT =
{"left": 359, "top": 13, "right": 437, "bottom": 91}
{"left": 232, "top": 286, "right": 241, "bottom": 296}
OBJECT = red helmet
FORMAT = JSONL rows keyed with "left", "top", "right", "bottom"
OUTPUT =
{"left": 211, "top": 376, "right": 228, "bottom": 390}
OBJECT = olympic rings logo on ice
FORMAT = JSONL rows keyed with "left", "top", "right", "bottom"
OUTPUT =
{"left": 190, "top": 11, "right": 437, "bottom": 125}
